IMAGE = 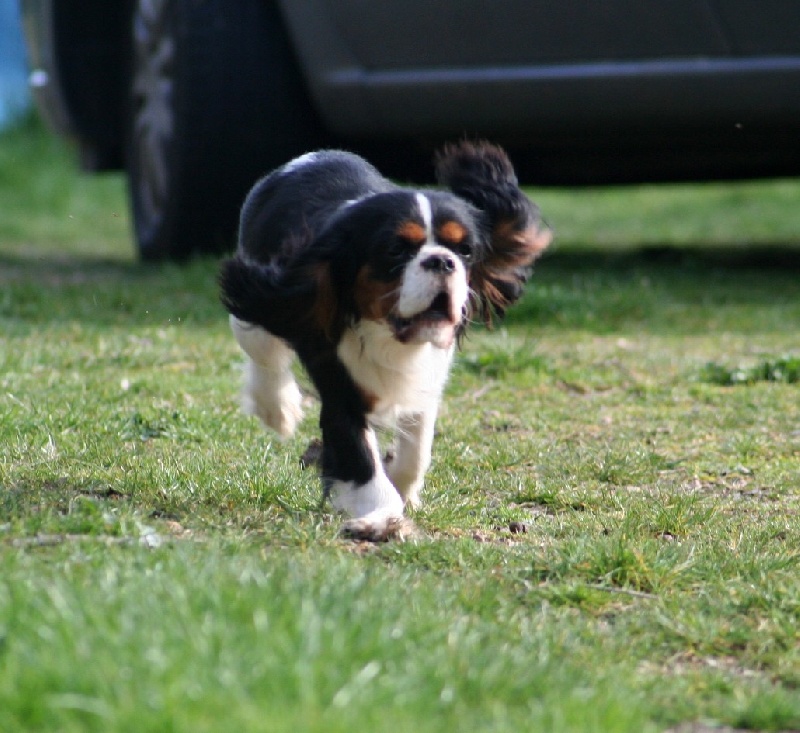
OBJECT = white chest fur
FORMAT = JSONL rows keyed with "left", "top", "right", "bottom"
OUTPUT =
{"left": 337, "top": 321, "right": 455, "bottom": 417}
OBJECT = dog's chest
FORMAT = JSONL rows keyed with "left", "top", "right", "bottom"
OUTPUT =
{"left": 337, "top": 322, "right": 454, "bottom": 415}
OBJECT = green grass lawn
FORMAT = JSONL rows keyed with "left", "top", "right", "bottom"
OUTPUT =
{"left": 2, "top": 117, "right": 800, "bottom": 733}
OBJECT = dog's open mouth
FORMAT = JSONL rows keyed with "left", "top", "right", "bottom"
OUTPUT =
{"left": 388, "top": 292, "right": 455, "bottom": 343}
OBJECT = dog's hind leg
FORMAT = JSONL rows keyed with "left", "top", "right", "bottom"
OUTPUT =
{"left": 230, "top": 316, "right": 304, "bottom": 438}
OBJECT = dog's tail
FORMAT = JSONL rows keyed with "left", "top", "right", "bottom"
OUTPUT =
{"left": 219, "top": 256, "right": 276, "bottom": 326}
{"left": 220, "top": 255, "right": 342, "bottom": 342}
{"left": 435, "top": 141, "right": 552, "bottom": 322}
{"left": 219, "top": 257, "right": 308, "bottom": 338}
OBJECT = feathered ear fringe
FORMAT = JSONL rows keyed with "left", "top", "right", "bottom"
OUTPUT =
{"left": 436, "top": 141, "right": 552, "bottom": 324}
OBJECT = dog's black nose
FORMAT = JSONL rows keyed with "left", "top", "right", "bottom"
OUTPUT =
{"left": 421, "top": 253, "right": 456, "bottom": 274}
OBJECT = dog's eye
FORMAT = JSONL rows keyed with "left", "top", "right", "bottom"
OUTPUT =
{"left": 389, "top": 238, "right": 415, "bottom": 262}
{"left": 453, "top": 242, "right": 473, "bottom": 263}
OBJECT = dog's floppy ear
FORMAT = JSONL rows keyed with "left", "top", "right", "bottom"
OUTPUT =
{"left": 436, "top": 141, "right": 552, "bottom": 323}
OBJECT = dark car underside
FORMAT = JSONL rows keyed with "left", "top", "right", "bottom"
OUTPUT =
{"left": 21, "top": 0, "right": 800, "bottom": 258}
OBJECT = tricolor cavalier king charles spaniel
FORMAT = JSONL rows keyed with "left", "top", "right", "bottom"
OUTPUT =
{"left": 220, "top": 141, "right": 551, "bottom": 540}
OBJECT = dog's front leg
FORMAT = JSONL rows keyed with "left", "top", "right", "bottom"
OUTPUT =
{"left": 323, "top": 419, "right": 403, "bottom": 518}
{"left": 386, "top": 408, "right": 437, "bottom": 510}
{"left": 300, "top": 346, "right": 410, "bottom": 541}
{"left": 321, "top": 418, "right": 407, "bottom": 541}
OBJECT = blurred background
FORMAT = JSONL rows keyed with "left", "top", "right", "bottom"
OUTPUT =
{"left": 0, "top": 0, "right": 30, "bottom": 128}
{"left": 2, "top": 1, "right": 799, "bottom": 265}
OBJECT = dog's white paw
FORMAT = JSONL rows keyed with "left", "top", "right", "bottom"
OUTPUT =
{"left": 247, "top": 381, "right": 304, "bottom": 438}
{"left": 328, "top": 474, "right": 413, "bottom": 541}
{"left": 242, "top": 362, "right": 304, "bottom": 439}
{"left": 340, "top": 510, "right": 417, "bottom": 543}
{"left": 328, "top": 474, "right": 404, "bottom": 518}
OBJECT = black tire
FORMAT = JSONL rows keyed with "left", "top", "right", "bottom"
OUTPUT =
{"left": 126, "top": 0, "right": 324, "bottom": 261}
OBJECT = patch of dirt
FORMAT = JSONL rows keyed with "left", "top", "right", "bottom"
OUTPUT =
{"left": 508, "top": 520, "right": 528, "bottom": 534}
{"left": 640, "top": 650, "right": 761, "bottom": 686}
{"left": 682, "top": 468, "right": 777, "bottom": 499}
{"left": 164, "top": 520, "right": 191, "bottom": 537}
{"left": 80, "top": 486, "right": 126, "bottom": 500}
{"left": 430, "top": 525, "right": 527, "bottom": 547}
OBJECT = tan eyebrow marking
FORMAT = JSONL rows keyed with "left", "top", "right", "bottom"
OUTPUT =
{"left": 396, "top": 220, "right": 427, "bottom": 244}
{"left": 436, "top": 220, "right": 468, "bottom": 245}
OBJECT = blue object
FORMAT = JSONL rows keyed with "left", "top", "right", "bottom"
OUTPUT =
{"left": 0, "top": 0, "right": 31, "bottom": 128}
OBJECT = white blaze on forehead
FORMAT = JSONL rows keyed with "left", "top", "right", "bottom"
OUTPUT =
{"left": 414, "top": 192, "right": 433, "bottom": 240}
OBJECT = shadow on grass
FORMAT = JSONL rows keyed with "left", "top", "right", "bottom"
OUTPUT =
{"left": 543, "top": 242, "right": 800, "bottom": 271}
{"left": 1, "top": 253, "right": 227, "bottom": 327}
{"left": 495, "top": 243, "right": 800, "bottom": 335}
{"left": 3, "top": 243, "right": 800, "bottom": 333}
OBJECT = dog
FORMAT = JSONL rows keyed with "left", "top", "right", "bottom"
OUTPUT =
{"left": 219, "top": 141, "right": 551, "bottom": 540}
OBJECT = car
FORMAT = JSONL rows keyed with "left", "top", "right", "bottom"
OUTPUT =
{"left": 20, "top": 0, "right": 800, "bottom": 260}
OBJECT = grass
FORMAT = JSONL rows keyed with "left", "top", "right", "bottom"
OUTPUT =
{"left": 2, "top": 115, "right": 800, "bottom": 732}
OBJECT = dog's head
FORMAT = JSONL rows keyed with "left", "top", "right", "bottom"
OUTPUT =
{"left": 220, "top": 142, "right": 551, "bottom": 349}
{"left": 315, "top": 142, "right": 551, "bottom": 348}
{"left": 309, "top": 189, "right": 476, "bottom": 349}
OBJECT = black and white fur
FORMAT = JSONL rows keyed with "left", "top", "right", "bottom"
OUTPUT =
{"left": 220, "top": 141, "right": 551, "bottom": 540}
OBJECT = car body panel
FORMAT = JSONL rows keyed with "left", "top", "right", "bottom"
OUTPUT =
{"left": 278, "top": 0, "right": 800, "bottom": 138}
{"left": 20, "top": 0, "right": 800, "bottom": 183}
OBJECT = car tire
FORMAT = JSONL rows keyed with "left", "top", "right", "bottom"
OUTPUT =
{"left": 125, "top": 0, "right": 324, "bottom": 261}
